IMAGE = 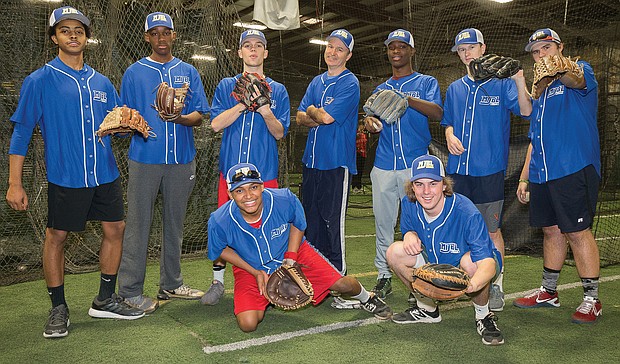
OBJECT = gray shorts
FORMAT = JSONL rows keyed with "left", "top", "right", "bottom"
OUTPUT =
{"left": 475, "top": 200, "right": 504, "bottom": 233}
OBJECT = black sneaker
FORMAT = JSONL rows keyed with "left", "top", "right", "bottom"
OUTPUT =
{"left": 372, "top": 277, "right": 393, "bottom": 299}
{"left": 392, "top": 306, "right": 441, "bottom": 324}
{"left": 361, "top": 294, "right": 392, "bottom": 320}
{"left": 44, "top": 304, "right": 69, "bottom": 338}
{"left": 476, "top": 312, "right": 504, "bottom": 346}
{"left": 88, "top": 293, "right": 145, "bottom": 320}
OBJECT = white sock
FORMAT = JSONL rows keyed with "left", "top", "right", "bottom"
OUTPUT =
{"left": 474, "top": 302, "right": 490, "bottom": 320}
{"left": 413, "top": 292, "right": 437, "bottom": 312}
{"left": 494, "top": 269, "right": 504, "bottom": 290}
{"left": 213, "top": 268, "right": 225, "bottom": 284}
{"left": 351, "top": 286, "right": 370, "bottom": 303}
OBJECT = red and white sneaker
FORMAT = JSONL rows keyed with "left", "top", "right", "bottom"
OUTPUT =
{"left": 513, "top": 286, "right": 560, "bottom": 308}
{"left": 571, "top": 297, "right": 602, "bottom": 324}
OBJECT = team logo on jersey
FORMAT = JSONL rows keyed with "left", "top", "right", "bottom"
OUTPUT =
{"left": 547, "top": 85, "right": 564, "bottom": 98}
{"left": 479, "top": 95, "right": 500, "bottom": 106}
{"left": 92, "top": 90, "right": 107, "bottom": 103}
{"left": 270, "top": 99, "right": 277, "bottom": 109}
{"left": 271, "top": 223, "right": 288, "bottom": 239}
{"left": 439, "top": 242, "right": 460, "bottom": 254}
{"left": 174, "top": 75, "right": 190, "bottom": 85}
{"left": 324, "top": 96, "right": 334, "bottom": 105}
{"left": 404, "top": 91, "right": 420, "bottom": 99}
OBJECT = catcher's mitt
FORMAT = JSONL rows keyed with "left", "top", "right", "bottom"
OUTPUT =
{"left": 96, "top": 106, "right": 154, "bottom": 144}
{"left": 154, "top": 82, "right": 190, "bottom": 121}
{"left": 468, "top": 54, "right": 522, "bottom": 81}
{"left": 231, "top": 72, "right": 272, "bottom": 112}
{"left": 411, "top": 263, "right": 470, "bottom": 301}
{"left": 266, "top": 262, "right": 314, "bottom": 310}
{"left": 363, "top": 89, "right": 408, "bottom": 125}
{"left": 531, "top": 55, "right": 583, "bottom": 99}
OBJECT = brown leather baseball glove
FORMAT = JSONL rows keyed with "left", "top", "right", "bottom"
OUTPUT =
{"left": 96, "top": 106, "right": 153, "bottom": 144}
{"left": 531, "top": 55, "right": 583, "bottom": 99}
{"left": 266, "top": 262, "right": 314, "bottom": 310}
{"left": 231, "top": 72, "right": 272, "bottom": 112}
{"left": 154, "top": 82, "right": 190, "bottom": 121}
{"left": 411, "top": 263, "right": 470, "bottom": 301}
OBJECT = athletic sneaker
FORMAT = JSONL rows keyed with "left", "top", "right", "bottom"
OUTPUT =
{"left": 571, "top": 296, "right": 602, "bottom": 324}
{"left": 476, "top": 312, "right": 504, "bottom": 346}
{"left": 125, "top": 294, "right": 159, "bottom": 314}
{"left": 392, "top": 306, "right": 441, "bottom": 324}
{"left": 44, "top": 304, "right": 69, "bottom": 338}
{"left": 361, "top": 294, "right": 393, "bottom": 320}
{"left": 513, "top": 286, "right": 560, "bottom": 308}
{"left": 489, "top": 284, "right": 505, "bottom": 312}
{"left": 331, "top": 296, "right": 361, "bottom": 309}
{"left": 157, "top": 284, "right": 204, "bottom": 300}
{"left": 200, "top": 280, "right": 225, "bottom": 305}
{"left": 88, "top": 293, "right": 145, "bottom": 320}
{"left": 372, "top": 277, "right": 393, "bottom": 299}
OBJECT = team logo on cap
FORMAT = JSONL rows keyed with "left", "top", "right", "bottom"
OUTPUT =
{"left": 152, "top": 14, "right": 167, "bottom": 22}
{"left": 333, "top": 30, "right": 349, "bottom": 39}
{"left": 457, "top": 31, "right": 472, "bottom": 41}
{"left": 417, "top": 160, "right": 436, "bottom": 170}
{"left": 62, "top": 7, "right": 80, "bottom": 15}
{"left": 392, "top": 30, "right": 406, "bottom": 38}
{"left": 532, "top": 30, "right": 548, "bottom": 40}
{"left": 246, "top": 30, "right": 261, "bottom": 36}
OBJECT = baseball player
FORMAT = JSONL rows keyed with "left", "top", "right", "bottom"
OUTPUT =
{"left": 363, "top": 29, "right": 443, "bottom": 300}
{"left": 386, "top": 155, "right": 504, "bottom": 346}
{"left": 441, "top": 28, "right": 531, "bottom": 311}
{"left": 5, "top": 6, "right": 145, "bottom": 338}
{"left": 207, "top": 163, "right": 392, "bottom": 332}
{"left": 296, "top": 29, "right": 359, "bottom": 287}
{"left": 512, "top": 29, "right": 602, "bottom": 324}
{"left": 203, "top": 29, "right": 290, "bottom": 305}
{"left": 117, "top": 12, "right": 210, "bottom": 313}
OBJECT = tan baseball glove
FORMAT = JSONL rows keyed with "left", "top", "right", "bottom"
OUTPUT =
{"left": 154, "top": 82, "right": 190, "bottom": 121}
{"left": 266, "top": 262, "right": 314, "bottom": 310}
{"left": 96, "top": 106, "right": 153, "bottom": 144}
{"left": 411, "top": 263, "right": 470, "bottom": 301}
{"left": 531, "top": 55, "right": 583, "bottom": 99}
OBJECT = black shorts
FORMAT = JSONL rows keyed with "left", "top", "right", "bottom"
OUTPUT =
{"left": 449, "top": 171, "right": 504, "bottom": 204}
{"left": 47, "top": 178, "right": 124, "bottom": 232}
{"left": 529, "top": 165, "right": 599, "bottom": 233}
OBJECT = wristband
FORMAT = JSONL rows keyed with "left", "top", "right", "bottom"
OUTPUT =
{"left": 284, "top": 251, "right": 298, "bottom": 260}
{"left": 519, "top": 179, "right": 529, "bottom": 184}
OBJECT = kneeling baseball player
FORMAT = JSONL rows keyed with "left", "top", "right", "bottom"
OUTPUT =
{"left": 386, "top": 154, "right": 504, "bottom": 346}
{"left": 207, "top": 163, "right": 392, "bottom": 332}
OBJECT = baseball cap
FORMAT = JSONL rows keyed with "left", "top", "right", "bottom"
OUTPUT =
{"left": 49, "top": 6, "right": 90, "bottom": 28}
{"left": 525, "top": 28, "right": 561, "bottom": 52}
{"left": 411, "top": 155, "right": 445, "bottom": 182}
{"left": 226, "top": 163, "right": 264, "bottom": 191}
{"left": 384, "top": 29, "right": 415, "bottom": 48}
{"left": 145, "top": 12, "right": 174, "bottom": 32}
{"left": 451, "top": 28, "right": 484, "bottom": 52}
{"left": 239, "top": 29, "right": 267, "bottom": 48}
{"left": 326, "top": 29, "right": 354, "bottom": 52}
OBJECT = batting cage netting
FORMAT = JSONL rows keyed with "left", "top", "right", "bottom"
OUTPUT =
{"left": 1, "top": 0, "right": 619, "bottom": 285}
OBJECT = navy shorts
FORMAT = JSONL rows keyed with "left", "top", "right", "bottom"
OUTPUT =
{"left": 47, "top": 178, "right": 124, "bottom": 232}
{"left": 529, "top": 165, "right": 599, "bottom": 233}
{"left": 449, "top": 172, "right": 505, "bottom": 231}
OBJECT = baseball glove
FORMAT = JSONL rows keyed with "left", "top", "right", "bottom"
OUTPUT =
{"left": 531, "top": 55, "right": 583, "bottom": 99}
{"left": 411, "top": 263, "right": 470, "bottom": 301}
{"left": 468, "top": 54, "right": 522, "bottom": 81}
{"left": 266, "top": 262, "right": 314, "bottom": 310}
{"left": 231, "top": 72, "right": 272, "bottom": 112}
{"left": 154, "top": 82, "right": 190, "bottom": 121}
{"left": 96, "top": 106, "right": 154, "bottom": 144}
{"left": 363, "top": 89, "right": 408, "bottom": 125}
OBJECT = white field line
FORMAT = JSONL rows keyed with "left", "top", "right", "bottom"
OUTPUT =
{"left": 203, "top": 274, "right": 620, "bottom": 355}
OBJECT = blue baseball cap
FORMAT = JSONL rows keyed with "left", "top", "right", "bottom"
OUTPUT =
{"left": 384, "top": 29, "right": 415, "bottom": 48}
{"left": 226, "top": 163, "right": 264, "bottom": 191}
{"left": 239, "top": 29, "right": 267, "bottom": 48}
{"left": 145, "top": 12, "right": 174, "bottom": 32}
{"left": 525, "top": 28, "right": 561, "bottom": 52}
{"left": 451, "top": 28, "right": 484, "bottom": 52}
{"left": 411, "top": 155, "right": 445, "bottom": 182}
{"left": 49, "top": 6, "right": 90, "bottom": 28}
{"left": 326, "top": 29, "right": 354, "bottom": 52}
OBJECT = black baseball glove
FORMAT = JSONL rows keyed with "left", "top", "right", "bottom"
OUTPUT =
{"left": 468, "top": 54, "right": 522, "bottom": 81}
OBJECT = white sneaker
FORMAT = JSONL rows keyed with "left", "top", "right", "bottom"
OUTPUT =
{"left": 331, "top": 296, "right": 361, "bottom": 309}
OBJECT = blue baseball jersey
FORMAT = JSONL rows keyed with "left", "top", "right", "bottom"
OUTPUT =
{"left": 120, "top": 57, "right": 210, "bottom": 164}
{"left": 298, "top": 69, "right": 359, "bottom": 173}
{"left": 441, "top": 76, "right": 521, "bottom": 176}
{"left": 400, "top": 193, "right": 499, "bottom": 267}
{"left": 528, "top": 60, "right": 600, "bottom": 183}
{"left": 211, "top": 74, "right": 290, "bottom": 181}
{"left": 373, "top": 73, "right": 442, "bottom": 170}
{"left": 207, "top": 188, "right": 307, "bottom": 274}
{"left": 9, "top": 57, "right": 120, "bottom": 188}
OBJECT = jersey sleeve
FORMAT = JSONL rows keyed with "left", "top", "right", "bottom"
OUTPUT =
{"left": 400, "top": 197, "right": 416, "bottom": 236}
{"left": 504, "top": 79, "right": 522, "bottom": 117}
{"left": 187, "top": 67, "right": 210, "bottom": 114}
{"left": 209, "top": 78, "right": 233, "bottom": 119}
{"left": 576, "top": 61, "right": 598, "bottom": 97}
{"left": 463, "top": 211, "right": 495, "bottom": 263}
{"left": 440, "top": 83, "right": 456, "bottom": 128}
{"left": 297, "top": 78, "right": 316, "bottom": 113}
{"left": 272, "top": 83, "right": 291, "bottom": 136}
{"left": 207, "top": 212, "right": 229, "bottom": 260}
{"left": 423, "top": 76, "right": 443, "bottom": 107}
{"left": 287, "top": 189, "right": 307, "bottom": 232}
{"left": 9, "top": 75, "right": 43, "bottom": 155}
{"left": 120, "top": 69, "right": 137, "bottom": 109}
{"left": 323, "top": 76, "right": 360, "bottom": 125}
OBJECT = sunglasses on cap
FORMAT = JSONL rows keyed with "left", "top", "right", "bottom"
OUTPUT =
{"left": 230, "top": 169, "right": 261, "bottom": 183}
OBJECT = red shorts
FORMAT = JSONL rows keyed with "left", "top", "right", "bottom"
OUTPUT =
{"left": 232, "top": 241, "right": 342, "bottom": 315}
{"left": 218, "top": 172, "right": 278, "bottom": 207}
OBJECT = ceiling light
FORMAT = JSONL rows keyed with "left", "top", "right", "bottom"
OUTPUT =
{"left": 309, "top": 38, "right": 327, "bottom": 46}
{"left": 233, "top": 22, "right": 267, "bottom": 30}
{"left": 87, "top": 38, "right": 100, "bottom": 45}
{"left": 490, "top": 0, "right": 513, "bottom": 3}
{"left": 302, "top": 18, "right": 321, "bottom": 25}
{"left": 191, "top": 55, "right": 216, "bottom": 62}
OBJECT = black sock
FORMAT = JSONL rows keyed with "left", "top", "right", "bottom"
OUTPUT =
{"left": 542, "top": 266, "right": 561, "bottom": 295}
{"left": 97, "top": 273, "right": 117, "bottom": 301}
{"left": 48, "top": 285, "right": 66, "bottom": 308}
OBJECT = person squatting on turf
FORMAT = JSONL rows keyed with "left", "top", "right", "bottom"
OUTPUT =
{"left": 441, "top": 28, "right": 532, "bottom": 311}
{"left": 386, "top": 155, "right": 505, "bottom": 346}
{"left": 513, "top": 28, "right": 602, "bottom": 324}
{"left": 363, "top": 29, "right": 443, "bottom": 301}
{"left": 207, "top": 163, "right": 392, "bottom": 332}
{"left": 6, "top": 6, "right": 145, "bottom": 338}
{"left": 117, "top": 12, "right": 210, "bottom": 313}
{"left": 203, "top": 29, "right": 291, "bottom": 305}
